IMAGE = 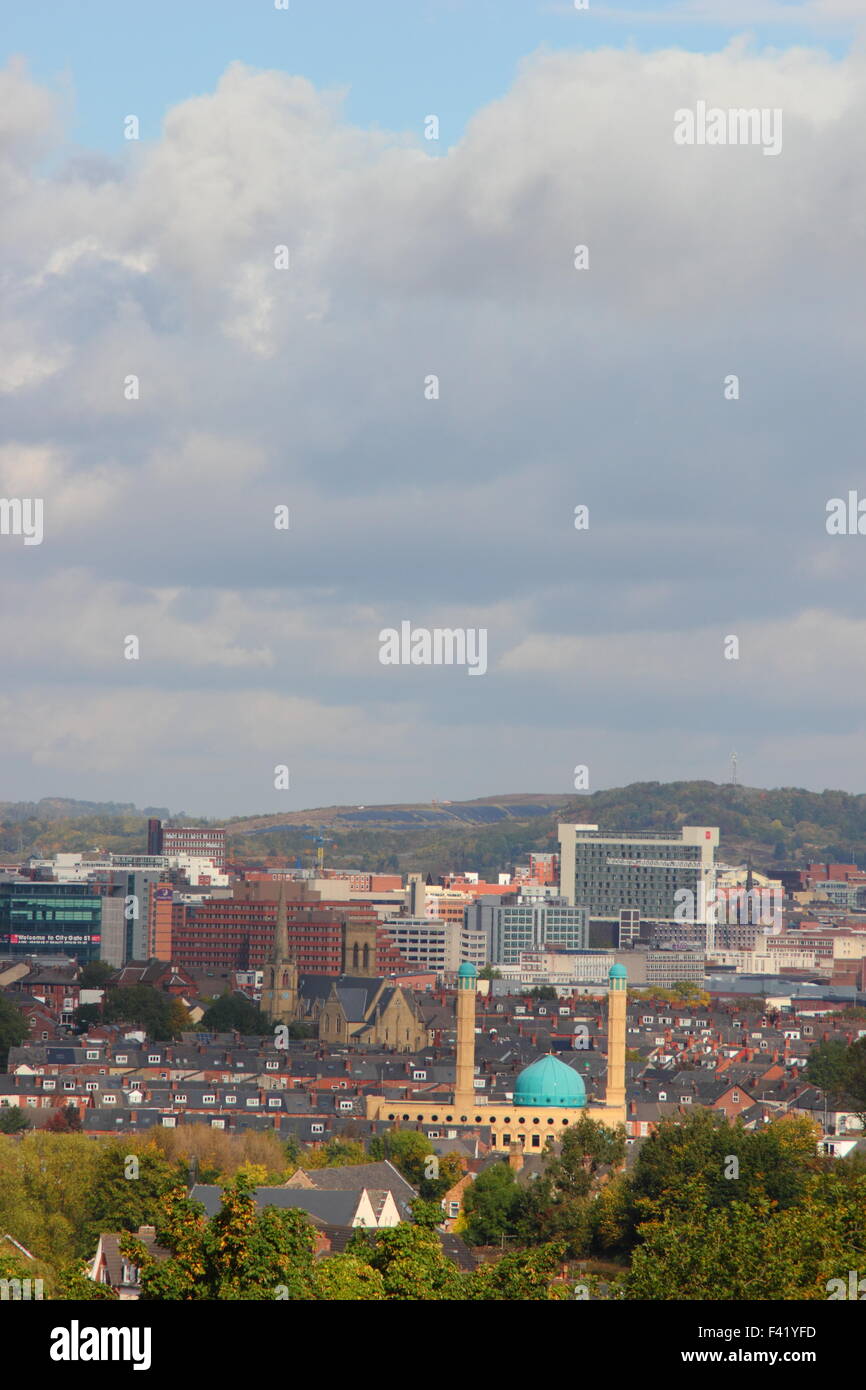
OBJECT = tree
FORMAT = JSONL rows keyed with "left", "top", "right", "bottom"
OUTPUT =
{"left": 123, "top": 1175, "right": 318, "bottom": 1301}
{"left": 626, "top": 1174, "right": 866, "bottom": 1300}
{"left": 57, "top": 1261, "right": 119, "bottom": 1300}
{"left": 521, "top": 1119, "right": 626, "bottom": 1254}
{"left": 410, "top": 1197, "right": 445, "bottom": 1228}
{"left": 374, "top": 1129, "right": 432, "bottom": 1187}
{"left": 467, "top": 1242, "right": 569, "bottom": 1300}
{"left": 312, "top": 1254, "right": 385, "bottom": 1300}
{"left": 45, "top": 1104, "right": 82, "bottom": 1134}
{"left": 627, "top": 1110, "right": 819, "bottom": 1235}
{"left": 346, "top": 1224, "right": 465, "bottom": 1300}
{"left": 461, "top": 1163, "right": 525, "bottom": 1246}
{"left": 0, "top": 1105, "right": 30, "bottom": 1134}
{"left": 200, "top": 994, "right": 270, "bottom": 1035}
{"left": 478, "top": 966, "right": 501, "bottom": 981}
{"left": 304, "top": 1138, "right": 368, "bottom": 1169}
{"left": 78, "top": 960, "right": 116, "bottom": 989}
{"left": 73, "top": 1003, "right": 101, "bottom": 1031}
{"left": 0, "top": 996, "right": 28, "bottom": 1068}
{"left": 102, "top": 986, "right": 184, "bottom": 1041}
{"left": 81, "top": 1142, "right": 187, "bottom": 1248}
{"left": 805, "top": 1039, "right": 853, "bottom": 1105}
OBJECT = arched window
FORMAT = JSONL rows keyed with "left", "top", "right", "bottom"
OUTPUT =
{"left": 352, "top": 943, "right": 359, "bottom": 969}
{"left": 363, "top": 943, "right": 370, "bottom": 969}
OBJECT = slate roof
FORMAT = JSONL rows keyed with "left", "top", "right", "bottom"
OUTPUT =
{"left": 189, "top": 1184, "right": 365, "bottom": 1226}
{"left": 297, "top": 1160, "right": 417, "bottom": 1211}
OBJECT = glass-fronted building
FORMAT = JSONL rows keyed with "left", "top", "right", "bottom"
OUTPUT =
{"left": 0, "top": 882, "right": 104, "bottom": 962}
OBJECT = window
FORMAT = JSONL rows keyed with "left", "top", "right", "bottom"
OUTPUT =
{"left": 176, "top": 1095, "right": 187, "bottom": 1104}
{"left": 448, "top": 1202, "right": 460, "bottom": 1217}
{"left": 658, "top": 1091, "right": 667, "bottom": 1101}
{"left": 265, "top": 1061, "right": 278, "bottom": 1071}
{"left": 202, "top": 1094, "right": 215, "bottom": 1104}
{"left": 732, "top": 1091, "right": 740, "bottom": 1103}
{"left": 86, "top": 1082, "right": 98, "bottom": 1092}
{"left": 104, "top": 1095, "right": 116, "bottom": 1104}
{"left": 86, "top": 1050, "right": 99, "bottom": 1060}
{"left": 162, "top": 1115, "right": 176, "bottom": 1127}
{"left": 680, "top": 1096, "right": 692, "bottom": 1104}
{"left": 116, "top": 1055, "right": 127, "bottom": 1063}
{"left": 63, "top": 1081, "right": 74, "bottom": 1091}
{"left": 211, "top": 1119, "right": 225, "bottom": 1129}
{"left": 311, "top": 1123, "right": 324, "bottom": 1135}
{"left": 225, "top": 1095, "right": 236, "bottom": 1104}
{"left": 43, "top": 1080, "right": 55, "bottom": 1090}
{"left": 268, "top": 1097, "right": 280, "bottom": 1108}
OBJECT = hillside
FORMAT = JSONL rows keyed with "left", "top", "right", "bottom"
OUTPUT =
{"left": 3, "top": 783, "right": 866, "bottom": 876}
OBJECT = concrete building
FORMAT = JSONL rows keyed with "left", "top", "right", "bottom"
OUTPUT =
{"left": 465, "top": 895, "right": 588, "bottom": 966}
{"left": 379, "top": 917, "right": 487, "bottom": 973}
{"left": 645, "top": 949, "right": 706, "bottom": 988}
{"left": 558, "top": 823, "right": 719, "bottom": 943}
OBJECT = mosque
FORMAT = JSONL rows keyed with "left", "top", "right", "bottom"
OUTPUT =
{"left": 363, "top": 960, "right": 629, "bottom": 1149}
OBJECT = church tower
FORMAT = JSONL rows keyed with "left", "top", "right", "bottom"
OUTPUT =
{"left": 260, "top": 880, "right": 298, "bottom": 1026}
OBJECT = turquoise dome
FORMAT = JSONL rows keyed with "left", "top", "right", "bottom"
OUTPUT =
{"left": 609, "top": 963, "right": 627, "bottom": 980}
{"left": 457, "top": 961, "right": 478, "bottom": 978}
{"left": 513, "top": 1054, "right": 587, "bottom": 1108}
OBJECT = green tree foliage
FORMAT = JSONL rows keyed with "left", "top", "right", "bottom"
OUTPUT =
{"left": 73, "top": 1003, "right": 101, "bottom": 1030}
{"left": 312, "top": 1253, "right": 385, "bottom": 1300}
{"left": 461, "top": 1162, "right": 525, "bottom": 1246}
{"left": 627, "top": 1174, "right": 866, "bottom": 1300}
{"left": 78, "top": 961, "right": 116, "bottom": 989}
{"left": 56, "top": 1261, "right": 118, "bottom": 1300}
{"left": 0, "top": 1105, "right": 30, "bottom": 1134}
{"left": 102, "top": 985, "right": 185, "bottom": 1040}
{"left": 410, "top": 1197, "right": 445, "bottom": 1228}
{"left": 303, "top": 1138, "right": 368, "bottom": 1169}
{"left": 521, "top": 1119, "right": 626, "bottom": 1254}
{"left": 467, "top": 1242, "right": 569, "bottom": 1300}
{"left": 124, "top": 1175, "right": 318, "bottom": 1301}
{"left": 805, "top": 1039, "right": 854, "bottom": 1104}
{"left": 200, "top": 994, "right": 270, "bottom": 1035}
{"left": 346, "top": 1223, "right": 465, "bottom": 1300}
{"left": 372, "top": 1129, "right": 433, "bottom": 1187}
{"left": 0, "top": 996, "right": 28, "bottom": 1068}
{"left": 0, "top": 1132, "right": 100, "bottom": 1266}
{"left": 628, "top": 1111, "right": 819, "bottom": 1234}
{"left": 80, "top": 1142, "right": 187, "bottom": 1248}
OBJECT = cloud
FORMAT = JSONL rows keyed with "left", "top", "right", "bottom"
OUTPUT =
{"left": 2, "top": 44, "right": 866, "bottom": 808}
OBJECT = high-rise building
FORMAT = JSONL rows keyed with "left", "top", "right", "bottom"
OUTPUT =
{"left": 558, "top": 823, "right": 719, "bottom": 938}
{"left": 146, "top": 820, "right": 226, "bottom": 870}
{"left": 465, "top": 895, "right": 587, "bottom": 965}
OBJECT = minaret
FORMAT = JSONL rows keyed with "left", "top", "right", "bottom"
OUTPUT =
{"left": 605, "top": 963, "right": 627, "bottom": 1113}
{"left": 453, "top": 961, "right": 478, "bottom": 1111}
{"left": 261, "top": 879, "right": 298, "bottom": 1026}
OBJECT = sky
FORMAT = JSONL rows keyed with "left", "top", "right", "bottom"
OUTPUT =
{"left": 2, "top": 0, "right": 866, "bottom": 817}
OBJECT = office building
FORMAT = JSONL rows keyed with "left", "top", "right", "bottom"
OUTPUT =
{"left": 465, "top": 895, "right": 588, "bottom": 966}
